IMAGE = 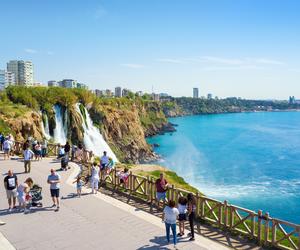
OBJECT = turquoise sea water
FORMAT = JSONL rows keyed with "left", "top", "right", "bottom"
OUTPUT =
{"left": 147, "top": 112, "right": 300, "bottom": 224}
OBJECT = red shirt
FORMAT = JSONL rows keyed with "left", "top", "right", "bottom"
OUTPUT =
{"left": 156, "top": 178, "right": 168, "bottom": 193}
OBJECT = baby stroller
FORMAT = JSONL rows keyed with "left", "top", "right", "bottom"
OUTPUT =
{"left": 28, "top": 184, "right": 43, "bottom": 207}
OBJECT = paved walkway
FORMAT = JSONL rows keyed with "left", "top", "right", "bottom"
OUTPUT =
{"left": 0, "top": 157, "right": 229, "bottom": 250}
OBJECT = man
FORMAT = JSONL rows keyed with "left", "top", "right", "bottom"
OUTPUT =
{"left": 4, "top": 170, "right": 18, "bottom": 212}
{"left": 23, "top": 146, "right": 34, "bottom": 173}
{"left": 3, "top": 136, "right": 12, "bottom": 160}
{"left": 47, "top": 169, "right": 61, "bottom": 212}
{"left": 100, "top": 151, "right": 109, "bottom": 183}
{"left": 155, "top": 172, "right": 168, "bottom": 208}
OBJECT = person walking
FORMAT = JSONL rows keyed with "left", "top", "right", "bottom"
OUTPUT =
{"left": 4, "top": 170, "right": 18, "bottom": 212}
{"left": 34, "top": 142, "right": 42, "bottom": 161}
{"left": 47, "top": 169, "right": 61, "bottom": 212}
{"left": 155, "top": 172, "right": 168, "bottom": 208}
{"left": 187, "top": 193, "right": 196, "bottom": 241}
{"left": 41, "top": 139, "right": 48, "bottom": 157}
{"left": 3, "top": 136, "right": 13, "bottom": 160}
{"left": 17, "top": 177, "right": 34, "bottom": 213}
{"left": 90, "top": 162, "right": 100, "bottom": 194}
{"left": 162, "top": 200, "right": 179, "bottom": 247}
{"left": 177, "top": 196, "right": 188, "bottom": 237}
{"left": 23, "top": 145, "right": 34, "bottom": 173}
{"left": 73, "top": 176, "right": 84, "bottom": 197}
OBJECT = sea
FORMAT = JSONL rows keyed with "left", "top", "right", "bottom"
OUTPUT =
{"left": 147, "top": 111, "right": 300, "bottom": 224}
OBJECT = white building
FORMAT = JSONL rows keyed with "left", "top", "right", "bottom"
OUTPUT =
{"left": 59, "top": 79, "right": 77, "bottom": 88}
{"left": 152, "top": 93, "right": 160, "bottom": 101}
{"left": 5, "top": 71, "right": 15, "bottom": 85}
{"left": 48, "top": 80, "right": 58, "bottom": 87}
{"left": 0, "top": 70, "right": 5, "bottom": 91}
{"left": 193, "top": 88, "right": 199, "bottom": 98}
{"left": 115, "top": 87, "right": 122, "bottom": 97}
{"left": 7, "top": 60, "right": 34, "bottom": 86}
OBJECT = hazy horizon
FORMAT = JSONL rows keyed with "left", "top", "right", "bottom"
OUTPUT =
{"left": 0, "top": 0, "right": 299, "bottom": 99}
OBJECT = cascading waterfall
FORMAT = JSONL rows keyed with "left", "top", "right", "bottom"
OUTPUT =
{"left": 75, "top": 103, "right": 118, "bottom": 162}
{"left": 41, "top": 112, "right": 51, "bottom": 140}
{"left": 53, "top": 105, "right": 67, "bottom": 144}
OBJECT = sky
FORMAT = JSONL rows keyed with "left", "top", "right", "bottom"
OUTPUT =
{"left": 0, "top": 0, "right": 300, "bottom": 99}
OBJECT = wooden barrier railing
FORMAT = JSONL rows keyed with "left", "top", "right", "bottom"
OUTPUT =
{"left": 11, "top": 140, "right": 300, "bottom": 250}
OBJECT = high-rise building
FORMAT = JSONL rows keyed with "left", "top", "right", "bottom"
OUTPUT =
{"left": 105, "top": 89, "right": 113, "bottom": 97}
{"left": 193, "top": 88, "right": 199, "bottom": 98}
{"left": 7, "top": 60, "right": 34, "bottom": 86}
{"left": 77, "top": 82, "right": 88, "bottom": 89}
{"left": 0, "top": 70, "right": 5, "bottom": 91}
{"left": 207, "top": 93, "right": 213, "bottom": 99}
{"left": 115, "top": 87, "right": 122, "bottom": 97}
{"left": 122, "top": 88, "right": 130, "bottom": 97}
{"left": 59, "top": 79, "right": 77, "bottom": 88}
{"left": 5, "top": 71, "right": 15, "bottom": 85}
{"left": 48, "top": 80, "right": 58, "bottom": 87}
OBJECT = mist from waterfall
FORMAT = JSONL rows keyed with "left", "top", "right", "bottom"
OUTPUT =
{"left": 53, "top": 105, "right": 67, "bottom": 144}
{"left": 75, "top": 103, "right": 118, "bottom": 162}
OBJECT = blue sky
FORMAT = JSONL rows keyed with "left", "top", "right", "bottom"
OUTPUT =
{"left": 0, "top": 0, "right": 299, "bottom": 99}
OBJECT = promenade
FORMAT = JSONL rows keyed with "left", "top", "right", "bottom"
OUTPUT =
{"left": 0, "top": 157, "right": 229, "bottom": 250}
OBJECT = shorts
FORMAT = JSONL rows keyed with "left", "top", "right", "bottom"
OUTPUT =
{"left": 156, "top": 192, "right": 167, "bottom": 201}
{"left": 100, "top": 163, "right": 107, "bottom": 170}
{"left": 50, "top": 189, "right": 60, "bottom": 198}
{"left": 6, "top": 189, "right": 17, "bottom": 199}
{"left": 178, "top": 213, "right": 187, "bottom": 221}
{"left": 36, "top": 150, "right": 42, "bottom": 156}
{"left": 17, "top": 194, "right": 26, "bottom": 204}
{"left": 4, "top": 149, "right": 10, "bottom": 154}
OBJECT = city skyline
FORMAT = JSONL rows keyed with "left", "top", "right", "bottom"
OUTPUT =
{"left": 0, "top": 0, "right": 300, "bottom": 99}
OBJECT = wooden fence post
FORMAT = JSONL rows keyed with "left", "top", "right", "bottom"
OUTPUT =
{"left": 224, "top": 200, "right": 228, "bottom": 228}
{"left": 195, "top": 193, "right": 200, "bottom": 218}
{"left": 257, "top": 210, "right": 263, "bottom": 245}
{"left": 264, "top": 212, "right": 270, "bottom": 245}
{"left": 150, "top": 177, "right": 154, "bottom": 205}
{"left": 271, "top": 219, "right": 277, "bottom": 246}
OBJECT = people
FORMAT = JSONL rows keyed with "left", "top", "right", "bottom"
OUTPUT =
{"left": 177, "top": 196, "right": 188, "bottom": 237}
{"left": 34, "top": 142, "right": 42, "bottom": 161}
{"left": 3, "top": 170, "right": 18, "bottom": 212}
{"left": 74, "top": 144, "right": 83, "bottom": 163}
{"left": 73, "top": 176, "right": 84, "bottom": 197}
{"left": 162, "top": 200, "right": 179, "bottom": 247}
{"left": 187, "top": 193, "right": 196, "bottom": 241}
{"left": 3, "top": 136, "right": 13, "bottom": 160}
{"left": 57, "top": 145, "right": 65, "bottom": 159}
{"left": 106, "top": 157, "right": 115, "bottom": 175}
{"left": 17, "top": 177, "right": 34, "bottom": 213}
{"left": 41, "top": 139, "right": 48, "bottom": 157}
{"left": 64, "top": 141, "right": 70, "bottom": 159}
{"left": 100, "top": 151, "right": 109, "bottom": 170}
{"left": 47, "top": 169, "right": 61, "bottom": 212}
{"left": 155, "top": 172, "right": 168, "bottom": 208}
{"left": 23, "top": 145, "right": 34, "bottom": 173}
{"left": 90, "top": 162, "right": 100, "bottom": 194}
{"left": 117, "top": 167, "right": 129, "bottom": 189}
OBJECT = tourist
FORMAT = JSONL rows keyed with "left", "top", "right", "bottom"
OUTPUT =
{"left": 34, "top": 142, "right": 42, "bottom": 161}
{"left": 187, "top": 193, "right": 196, "bottom": 241}
{"left": 75, "top": 144, "right": 84, "bottom": 163}
{"left": 23, "top": 145, "right": 34, "bottom": 173}
{"left": 89, "top": 151, "right": 95, "bottom": 164}
{"left": 105, "top": 157, "right": 115, "bottom": 176}
{"left": 100, "top": 151, "right": 109, "bottom": 170}
{"left": 31, "top": 138, "right": 37, "bottom": 152}
{"left": 17, "top": 177, "right": 34, "bottom": 213}
{"left": 47, "top": 169, "right": 61, "bottom": 212}
{"left": 177, "top": 196, "right": 188, "bottom": 237}
{"left": 3, "top": 170, "right": 18, "bottom": 212}
{"left": 3, "top": 136, "right": 13, "bottom": 160}
{"left": 73, "top": 175, "right": 84, "bottom": 197}
{"left": 0, "top": 132, "right": 3, "bottom": 149}
{"left": 162, "top": 200, "right": 179, "bottom": 247}
{"left": 117, "top": 167, "right": 129, "bottom": 189}
{"left": 64, "top": 141, "right": 71, "bottom": 159}
{"left": 22, "top": 139, "right": 30, "bottom": 151}
{"left": 41, "top": 139, "right": 48, "bottom": 157}
{"left": 57, "top": 145, "right": 65, "bottom": 159}
{"left": 155, "top": 172, "right": 168, "bottom": 208}
{"left": 90, "top": 162, "right": 100, "bottom": 194}
{"left": 71, "top": 144, "right": 77, "bottom": 161}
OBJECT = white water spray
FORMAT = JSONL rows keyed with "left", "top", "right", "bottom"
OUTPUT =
{"left": 53, "top": 105, "right": 67, "bottom": 144}
{"left": 41, "top": 112, "right": 51, "bottom": 140}
{"left": 75, "top": 103, "right": 118, "bottom": 162}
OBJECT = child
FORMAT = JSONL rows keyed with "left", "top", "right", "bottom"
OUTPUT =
{"left": 117, "top": 168, "right": 129, "bottom": 188}
{"left": 177, "top": 196, "right": 188, "bottom": 236}
{"left": 73, "top": 176, "right": 84, "bottom": 197}
{"left": 17, "top": 178, "right": 34, "bottom": 214}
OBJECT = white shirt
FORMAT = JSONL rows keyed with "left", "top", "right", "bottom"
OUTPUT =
{"left": 3, "top": 140, "right": 12, "bottom": 149}
{"left": 178, "top": 204, "right": 187, "bottom": 214}
{"left": 24, "top": 149, "right": 34, "bottom": 161}
{"left": 163, "top": 206, "right": 179, "bottom": 224}
{"left": 91, "top": 166, "right": 100, "bottom": 180}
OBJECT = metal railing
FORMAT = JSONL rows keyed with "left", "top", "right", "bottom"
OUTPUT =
{"left": 11, "top": 140, "right": 300, "bottom": 250}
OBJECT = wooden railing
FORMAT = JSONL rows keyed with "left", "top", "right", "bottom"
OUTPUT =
{"left": 11, "top": 140, "right": 300, "bottom": 250}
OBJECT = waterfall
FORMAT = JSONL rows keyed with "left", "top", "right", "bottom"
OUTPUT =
{"left": 41, "top": 112, "right": 51, "bottom": 140}
{"left": 53, "top": 105, "right": 67, "bottom": 144}
{"left": 75, "top": 103, "right": 118, "bottom": 162}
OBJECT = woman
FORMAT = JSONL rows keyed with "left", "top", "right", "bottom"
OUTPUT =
{"left": 17, "top": 177, "right": 34, "bottom": 214}
{"left": 90, "top": 162, "right": 100, "bottom": 194}
{"left": 187, "top": 193, "right": 196, "bottom": 241}
{"left": 75, "top": 144, "right": 84, "bottom": 163}
{"left": 162, "top": 200, "right": 179, "bottom": 247}
{"left": 34, "top": 142, "right": 42, "bottom": 161}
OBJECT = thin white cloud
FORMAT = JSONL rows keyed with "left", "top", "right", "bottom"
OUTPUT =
{"left": 121, "top": 63, "right": 145, "bottom": 69}
{"left": 25, "top": 48, "right": 37, "bottom": 54}
{"left": 201, "top": 56, "right": 244, "bottom": 65}
{"left": 156, "top": 58, "right": 186, "bottom": 64}
{"left": 252, "top": 58, "right": 285, "bottom": 65}
{"left": 201, "top": 65, "right": 263, "bottom": 71}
